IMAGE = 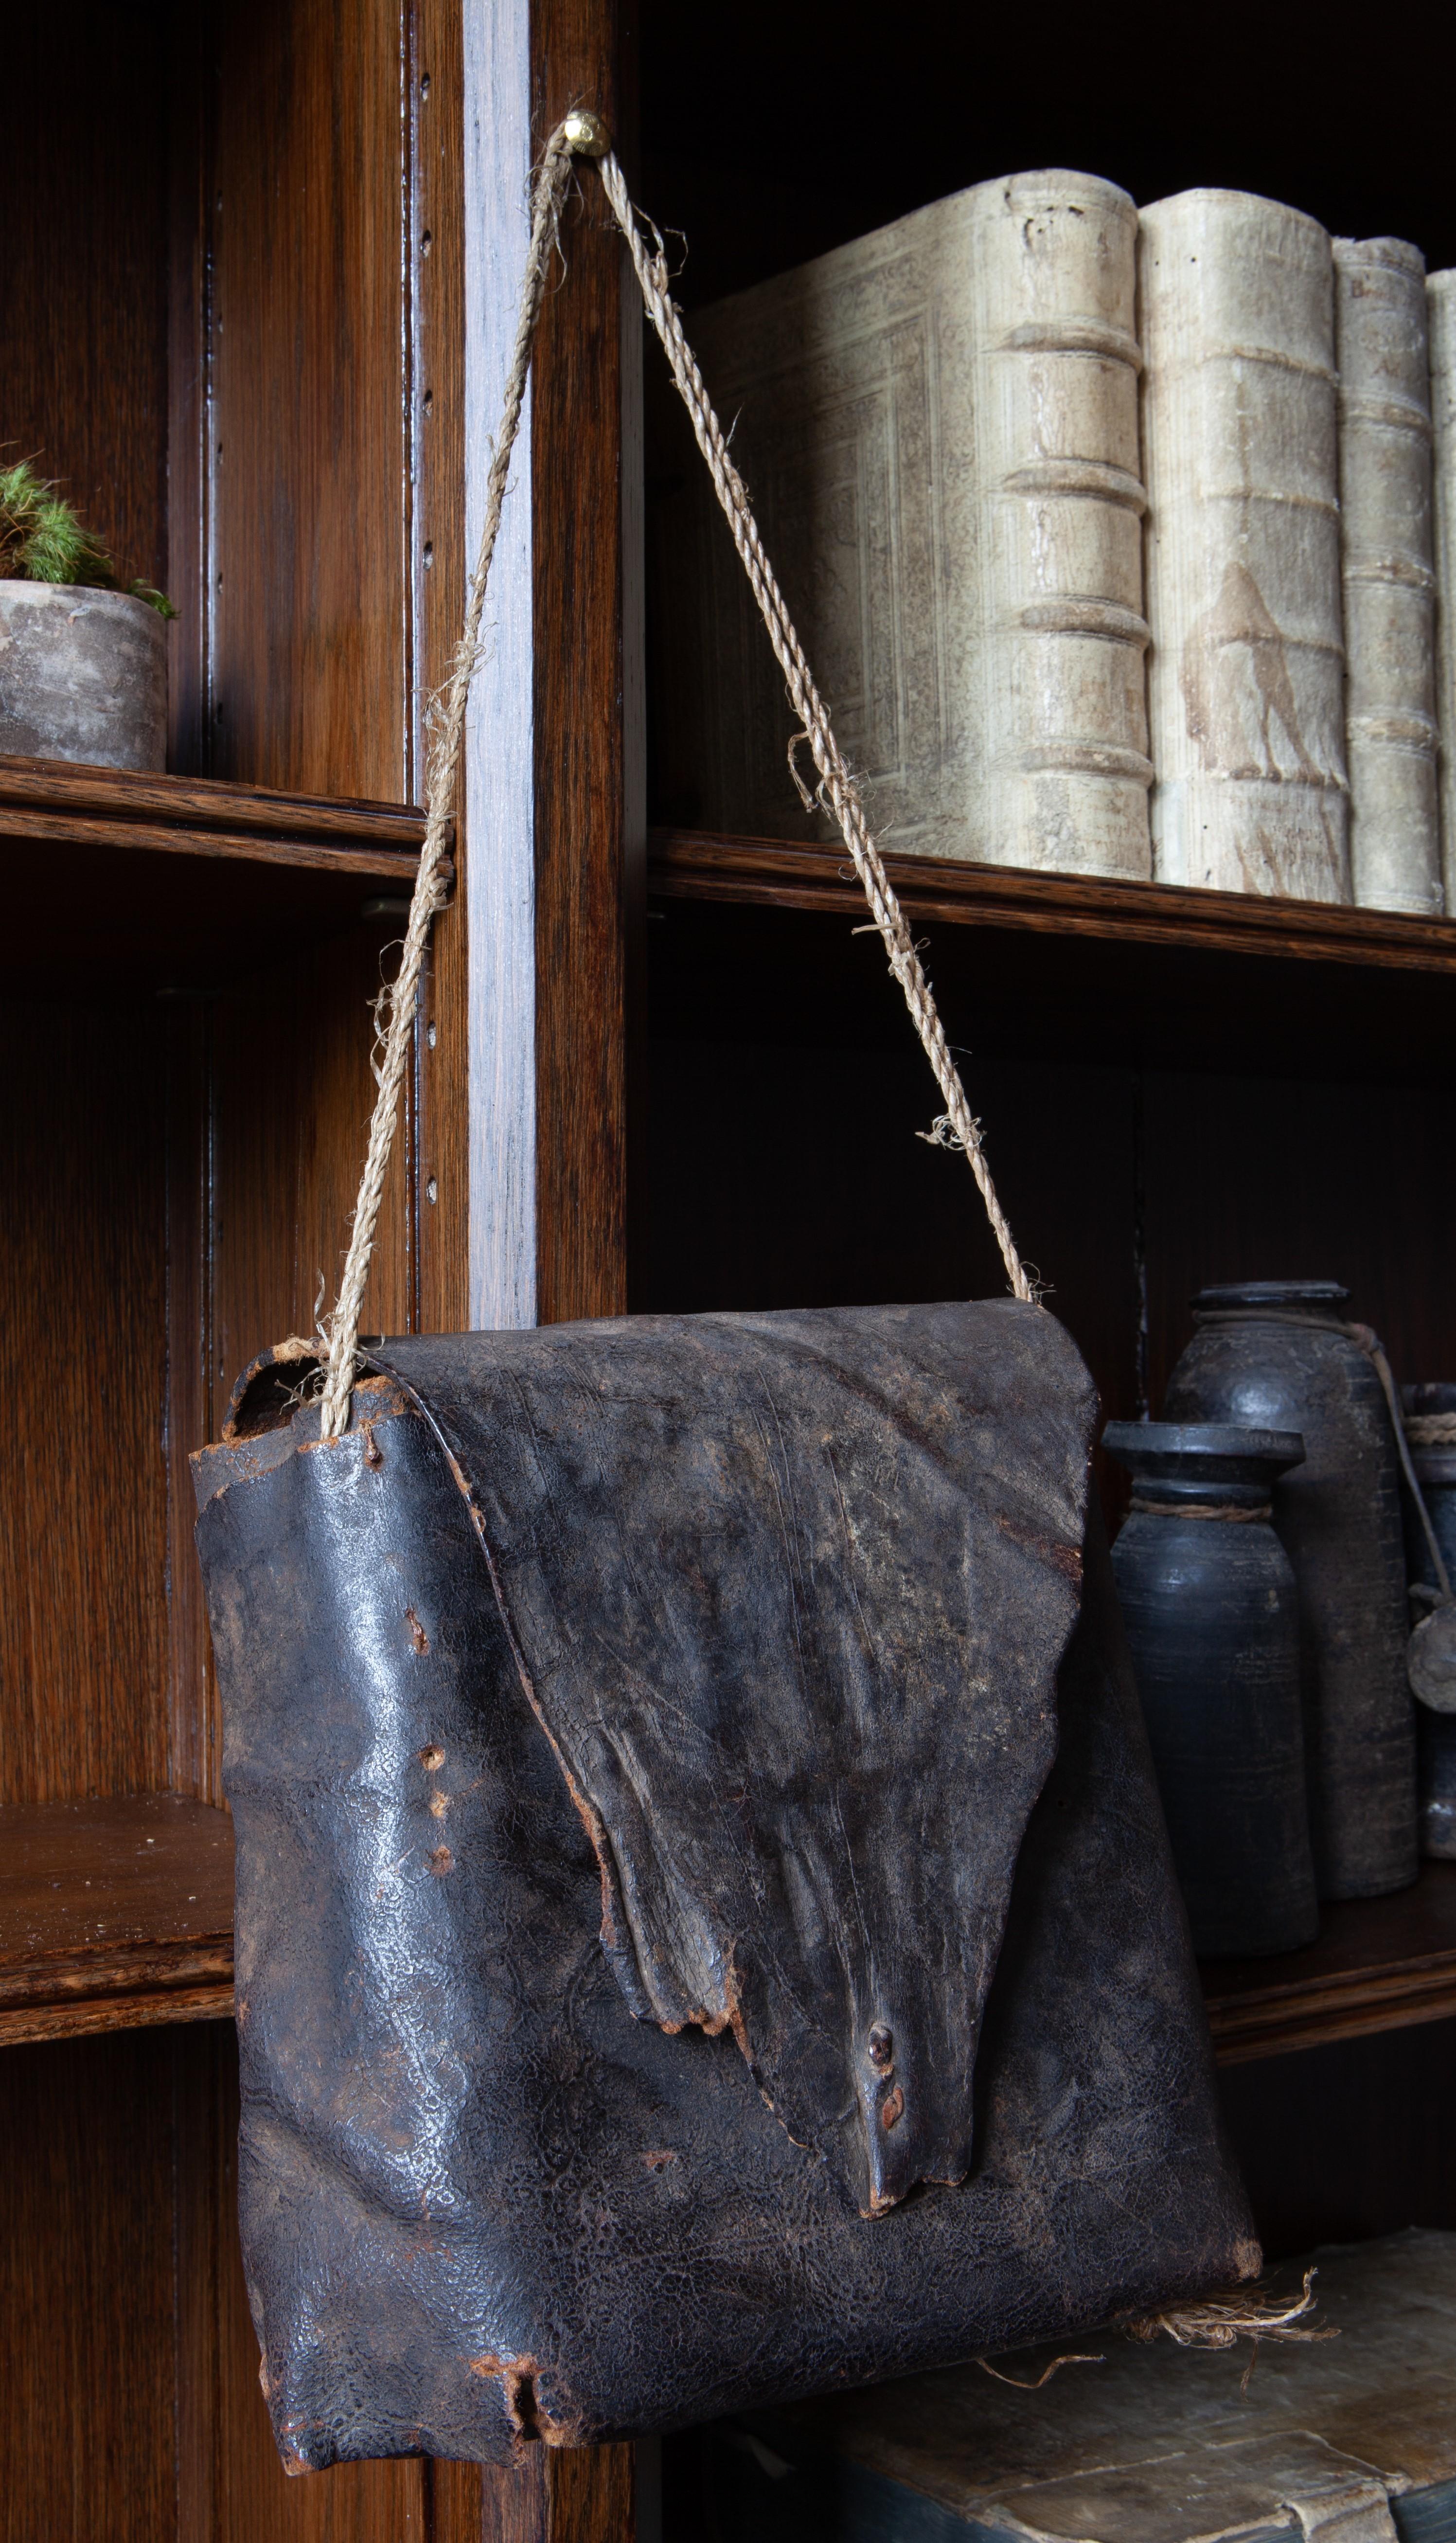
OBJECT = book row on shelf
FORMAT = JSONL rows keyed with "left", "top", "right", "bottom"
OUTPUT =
{"left": 650, "top": 175, "right": 1456, "bottom": 918}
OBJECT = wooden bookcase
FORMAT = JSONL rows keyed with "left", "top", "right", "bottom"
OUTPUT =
{"left": 4, "top": 3, "right": 1456, "bottom": 2540}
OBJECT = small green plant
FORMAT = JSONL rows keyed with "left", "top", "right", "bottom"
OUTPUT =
{"left": 0, "top": 458, "right": 176, "bottom": 617}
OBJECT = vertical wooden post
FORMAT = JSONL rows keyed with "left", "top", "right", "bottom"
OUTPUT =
{"left": 462, "top": 0, "right": 644, "bottom": 2530}
{"left": 532, "top": 0, "right": 645, "bottom": 1328}
{"left": 471, "top": 2442, "right": 637, "bottom": 2542}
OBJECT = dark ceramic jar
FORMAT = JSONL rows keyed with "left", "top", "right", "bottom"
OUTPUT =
{"left": 1104, "top": 1421, "right": 1316, "bottom": 1958}
{"left": 1163, "top": 1282, "right": 1416, "bottom": 1902}
{"left": 1402, "top": 1381, "right": 1456, "bottom": 1862}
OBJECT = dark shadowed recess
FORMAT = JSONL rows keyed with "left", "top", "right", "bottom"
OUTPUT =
{"left": 639, "top": 0, "right": 1456, "bottom": 309}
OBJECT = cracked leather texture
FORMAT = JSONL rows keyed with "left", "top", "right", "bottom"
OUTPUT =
{"left": 193, "top": 1299, "right": 1258, "bottom": 2471}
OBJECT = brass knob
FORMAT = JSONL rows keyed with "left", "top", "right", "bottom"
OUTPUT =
{"left": 563, "top": 109, "right": 610, "bottom": 157}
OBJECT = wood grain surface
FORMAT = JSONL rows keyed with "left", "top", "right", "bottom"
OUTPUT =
{"left": 0, "top": 755, "right": 432, "bottom": 844}
{"left": 209, "top": 918, "right": 416, "bottom": 1391}
{"left": 0, "top": 2035, "right": 178, "bottom": 2543}
{"left": 414, "top": 0, "right": 472, "bottom": 1342}
{"left": 0, "top": 9, "right": 169, "bottom": 604}
{"left": 0, "top": 1796, "right": 233, "bottom": 2042}
{"left": 206, "top": 0, "right": 410, "bottom": 800}
{"left": 649, "top": 824, "right": 1456, "bottom": 974}
{"left": 0, "top": 760, "right": 432, "bottom": 992}
{"left": 1219, "top": 2018, "right": 1456, "bottom": 2257}
{"left": 481, "top": 2445, "right": 637, "bottom": 2543}
{"left": 1202, "top": 1864, "right": 1456, "bottom": 2063}
{"left": 1, "top": 996, "right": 170, "bottom": 1803}
{"left": 532, "top": 0, "right": 643, "bottom": 1326}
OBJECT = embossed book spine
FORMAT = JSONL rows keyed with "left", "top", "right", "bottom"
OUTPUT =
{"left": 1139, "top": 191, "right": 1350, "bottom": 899}
{"left": 657, "top": 171, "right": 1151, "bottom": 876}
{"left": 1334, "top": 236, "right": 1441, "bottom": 913}
{"left": 1428, "top": 270, "right": 1456, "bottom": 905}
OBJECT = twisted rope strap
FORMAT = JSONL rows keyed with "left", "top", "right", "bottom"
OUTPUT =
{"left": 319, "top": 126, "right": 577, "bottom": 1438}
{"left": 593, "top": 148, "right": 1030, "bottom": 1309}
{"left": 320, "top": 114, "right": 1030, "bottom": 1437}
{"left": 1406, "top": 1413, "right": 1456, "bottom": 1446}
{"left": 1128, "top": 1499, "right": 1272, "bottom": 1522}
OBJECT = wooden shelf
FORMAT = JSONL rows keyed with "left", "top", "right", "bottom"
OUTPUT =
{"left": 649, "top": 826, "right": 1456, "bottom": 971}
{"left": 647, "top": 827, "right": 1456, "bottom": 1081}
{"left": 3, "top": 1785, "right": 1449, "bottom": 2066}
{"left": 0, "top": 754, "right": 441, "bottom": 994}
{"left": 1200, "top": 1862, "right": 1456, "bottom": 2064}
{"left": 0, "top": 1795, "right": 234, "bottom": 2046}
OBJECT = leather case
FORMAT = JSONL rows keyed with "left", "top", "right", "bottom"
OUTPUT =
{"left": 193, "top": 1297, "right": 1258, "bottom": 2470}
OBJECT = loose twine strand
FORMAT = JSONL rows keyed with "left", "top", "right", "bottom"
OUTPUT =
{"left": 976, "top": 2269, "right": 1332, "bottom": 2396}
{"left": 320, "top": 116, "right": 1032, "bottom": 1435}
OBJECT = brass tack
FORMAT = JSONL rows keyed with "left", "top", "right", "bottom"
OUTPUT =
{"left": 562, "top": 108, "right": 610, "bottom": 157}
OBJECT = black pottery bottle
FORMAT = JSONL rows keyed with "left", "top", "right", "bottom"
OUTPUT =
{"left": 1402, "top": 1380, "right": 1456, "bottom": 1861}
{"left": 1104, "top": 1421, "right": 1317, "bottom": 1957}
{"left": 1164, "top": 1282, "right": 1417, "bottom": 1900}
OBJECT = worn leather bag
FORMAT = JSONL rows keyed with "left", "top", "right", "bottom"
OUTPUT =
{"left": 193, "top": 1299, "right": 1258, "bottom": 2470}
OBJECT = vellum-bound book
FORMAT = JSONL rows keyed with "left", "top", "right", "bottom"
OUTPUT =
{"left": 1429, "top": 271, "right": 1456, "bottom": 907}
{"left": 652, "top": 171, "right": 1153, "bottom": 877}
{"left": 1334, "top": 236, "right": 1441, "bottom": 915}
{"left": 1140, "top": 191, "right": 1350, "bottom": 900}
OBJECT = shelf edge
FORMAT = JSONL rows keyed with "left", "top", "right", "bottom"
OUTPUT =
{"left": 0, "top": 1982, "right": 235, "bottom": 2046}
{"left": 1206, "top": 1967, "right": 1456, "bottom": 2064}
{"left": 648, "top": 828, "right": 1456, "bottom": 978}
{"left": 0, "top": 804, "right": 427, "bottom": 878}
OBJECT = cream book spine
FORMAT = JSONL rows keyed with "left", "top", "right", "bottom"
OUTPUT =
{"left": 659, "top": 170, "right": 1151, "bottom": 875}
{"left": 1429, "top": 269, "right": 1456, "bottom": 907}
{"left": 1139, "top": 191, "right": 1349, "bottom": 899}
{"left": 1334, "top": 236, "right": 1440, "bottom": 914}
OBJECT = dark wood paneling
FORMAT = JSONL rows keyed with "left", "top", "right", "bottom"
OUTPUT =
{"left": 1220, "top": 2018, "right": 1456, "bottom": 2260}
{"left": 0, "top": 2035, "right": 176, "bottom": 2543}
{"left": 171, "top": 2024, "right": 432, "bottom": 2543}
{"left": 0, "top": 6, "right": 169, "bottom": 595}
{"left": 414, "top": 0, "right": 471, "bottom": 1339}
{"left": 482, "top": 2445, "right": 636, "bottom": 2542}
{"left": 532, "top": 0, "right": 642, "bottom": 1325}
{"left": 0, "top": 757, "right": 431, "bottom": 845}
{"left": 166, "top": 995, "right": 216, "bottom": 1793}
{"left": 0, "top": 997, "right": 169, "bottom": 1804}
{"left": 167, "top": 0, "right": 212, "bottom": 773}
{"left": 0, "top": 760, "right": 429, "bottom": 997}
{"left": 0, "top": 1796, "right": 232, "bottom": 2042}
{"left": 645, "top": 1033, "right": 1140, "bottom": 1525}
{"left": 207, "top": 0, "right": 412, "bottom": 800}
{"left": 1143, "top": 1070, "right": 1456, "bottom": 1408}
{"left": 1203, "top": 1865, "right": 1456, "bottom": 2064}
{"left": 639, "top": 0, "right": 1456, "bottom": 315}
{"left": 209, "top": 921, "right": 415, "bottom": 1400}
{"left": 646, "top": 847, "right": 1456, "bottom": 1088}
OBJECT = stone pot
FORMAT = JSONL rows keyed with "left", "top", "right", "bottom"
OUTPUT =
{"left": 1402, "top": 1380, "right": 1456, "bottom": 1860}
{"left": 0, "top": 580, "right": 167, "bottom": 770}
{"left": 1164, "top": 1281, "right": 1417, "bottom": 1901}
{"left": 1104, "top": 1419, "right": 1317, "bottom": 1957}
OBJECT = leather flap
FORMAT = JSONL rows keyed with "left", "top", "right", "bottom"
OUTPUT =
{"left": 371, "top": 1299, "right": 1095, "bottom": 2216}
